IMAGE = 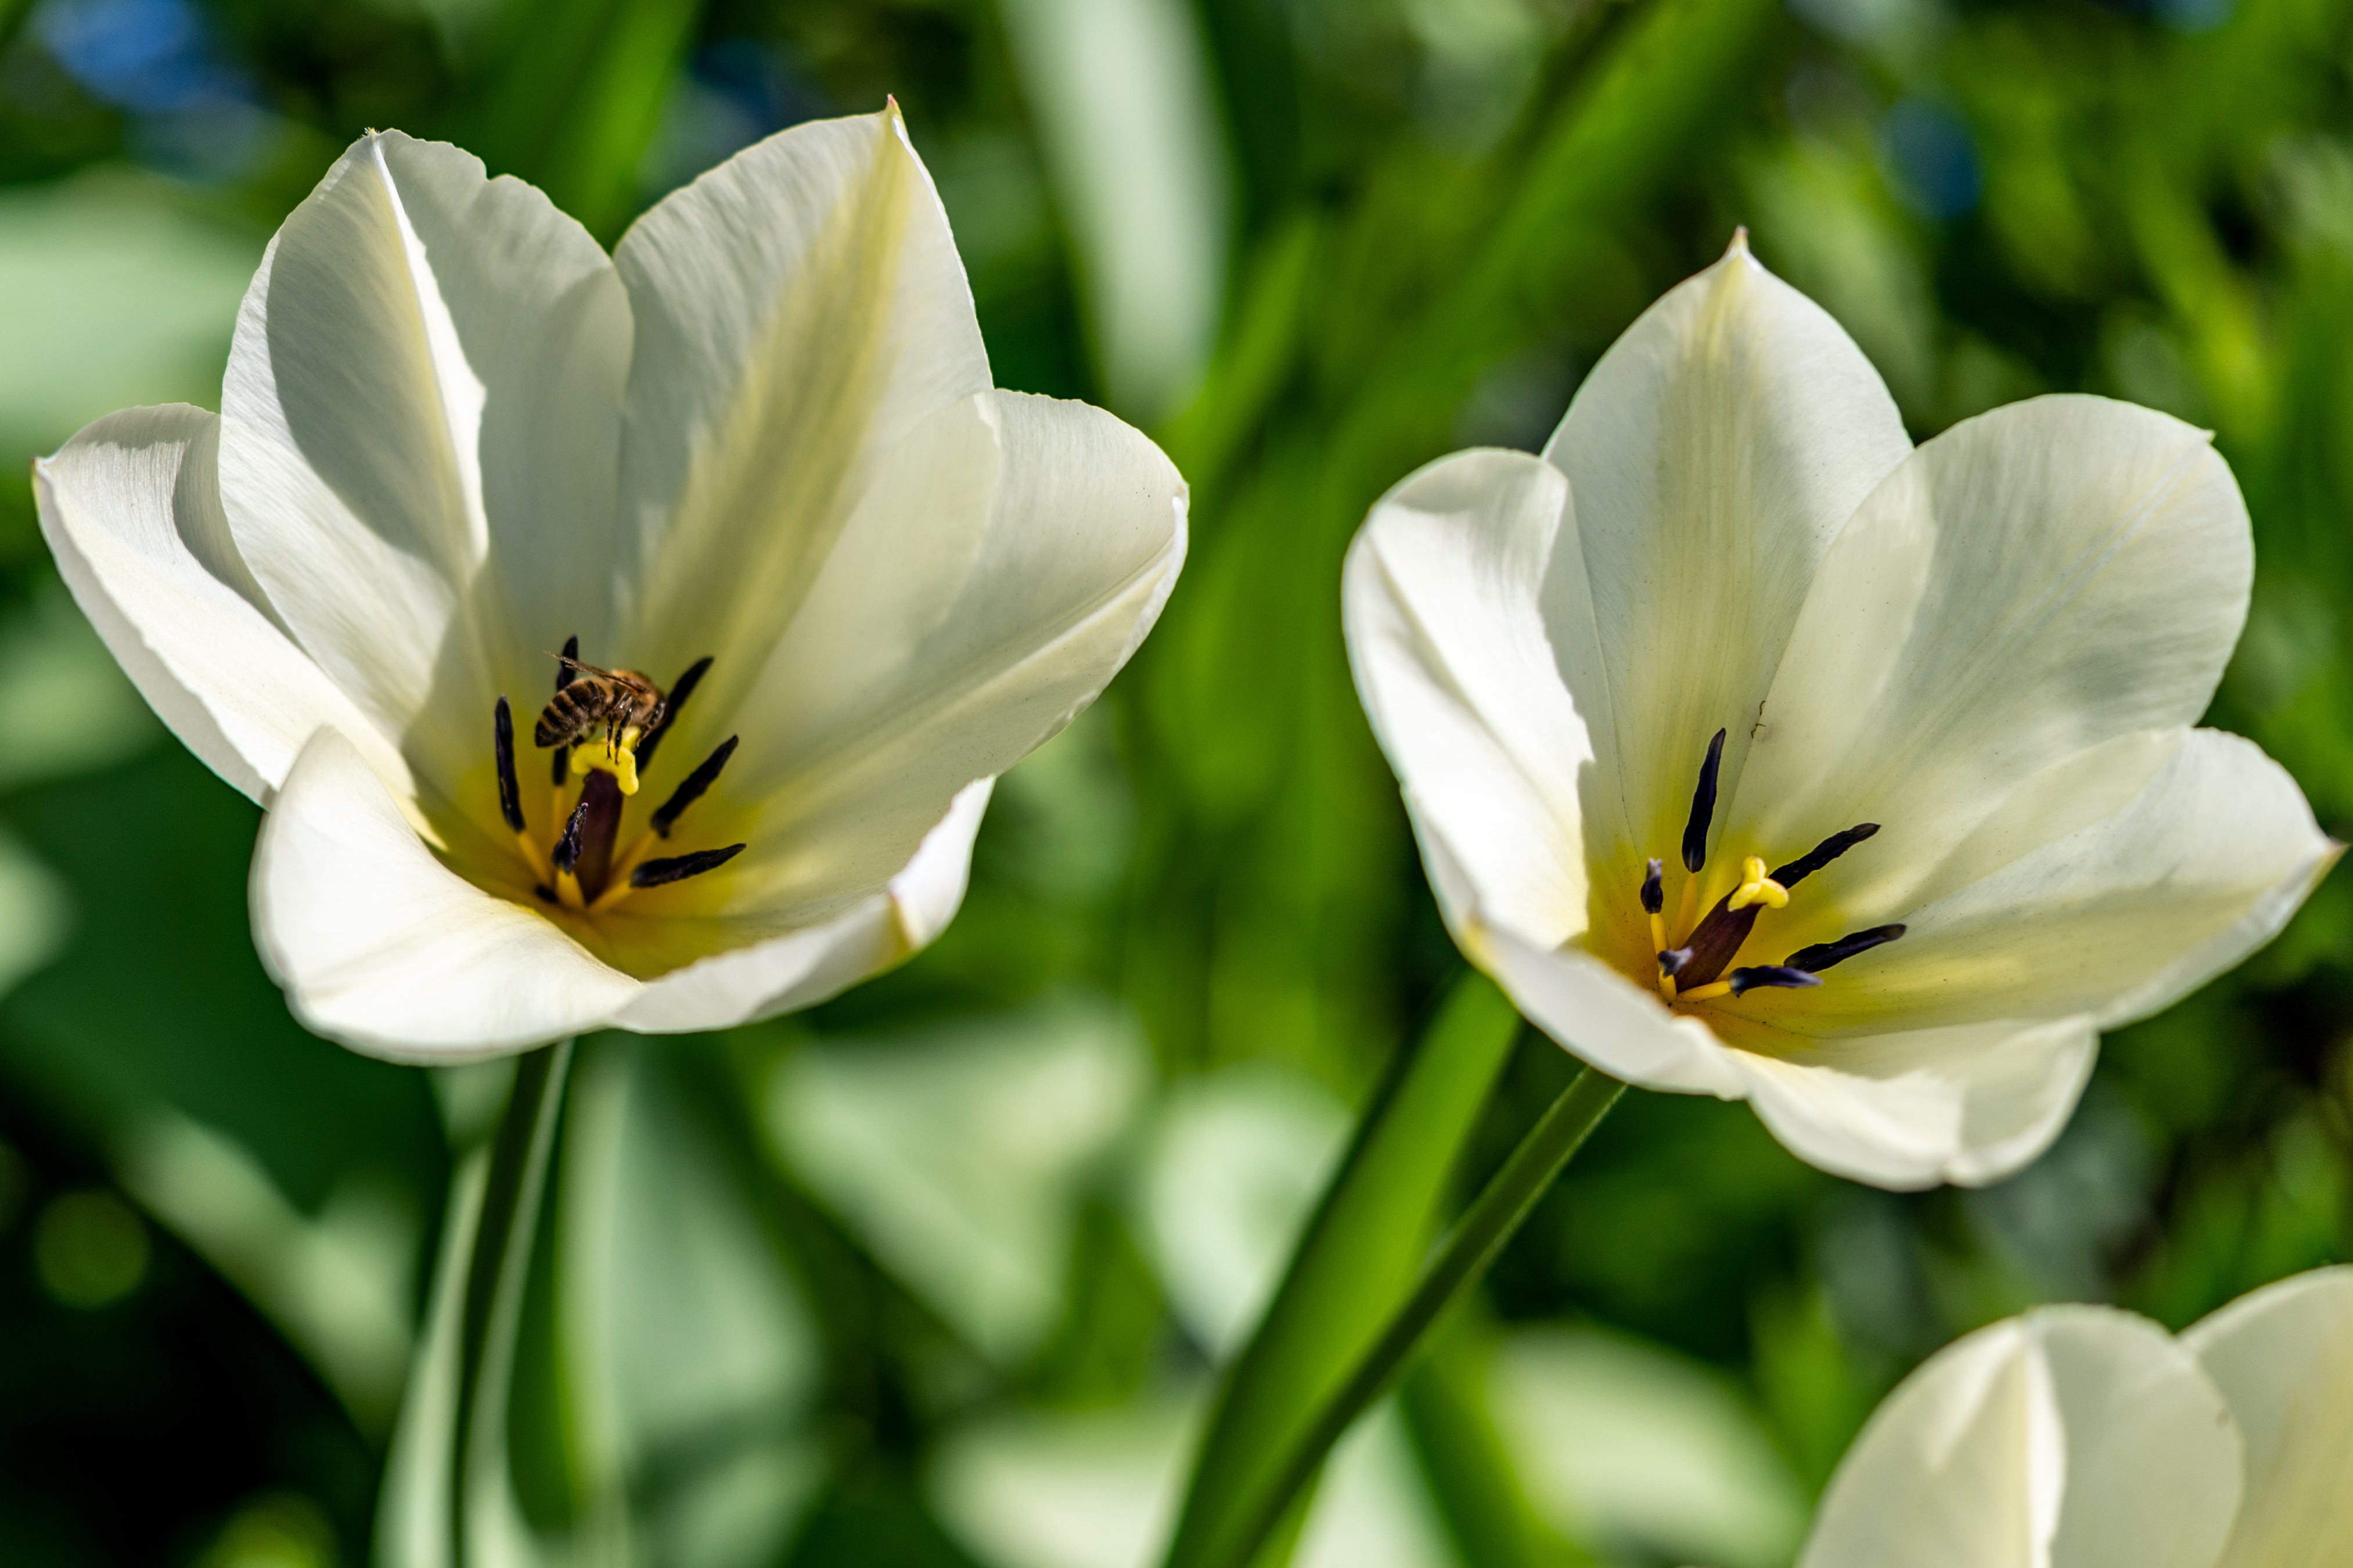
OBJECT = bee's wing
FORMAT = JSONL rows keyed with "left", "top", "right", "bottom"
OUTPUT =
{"left": 551, "top": 651, "right": 618, "bottom": 680}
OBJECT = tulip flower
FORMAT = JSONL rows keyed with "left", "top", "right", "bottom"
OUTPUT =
{"left": 1343, "top": 235, "right": 2332, "bottom": 1188}
{"left": 36, "top": 107, "right": 1186, "bottom": 1061}
{"left": 1798, "top": 1266, "right": 2353, "bottom": 1566}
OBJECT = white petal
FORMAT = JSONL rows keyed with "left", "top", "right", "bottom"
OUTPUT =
{"left": 2183, "top": 1266, "right": 2353, "bottom": 1568}
{"left": 1343, "top": 449, "right": 1596, "bottom": 950}
{"left": 1757, "top": 730, "right": 2336, "bottom": 1037}
{"left": 219, "top": 131, "right": 629, "bottom": 805}
{"left": 1479, "top": 920, "right": 1748, "bottom": 1098}
{"left": 1541, "top": 239, "right": 1911, "bottom": 869}
{"left": 35, "top": 404, "right": 411, "bottom": 802}
{"left": 252, "top": 727, "right": 640, "bottom": 1061}
{"left": 1720, "top": 1013, "right": 2098, "bottom": 1190}
{"left": 1799, "top": 1308, "right": 2241, "bottom": 1568}
{"left": 1732, "top": 395, "right": 2254, "bottom": 918}
{"left": 709, "top": 390, "right": 1182, "bottom": 920}
{"left": 611, "top": 104, "right": 994, "bottom": 712}
{"left": 613, "top": 779, "right": 992, "bottom": 1033}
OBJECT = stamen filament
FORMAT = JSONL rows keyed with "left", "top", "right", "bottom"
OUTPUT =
{"left": 553, "top": 796, "right": 589, "bottom": 876}
{"left": 1784, "top": 924, "right": 1906, "bottom": 973}
{"left": 652, "top": 736, "right": 738, "bottom": 838}
{"left": 1640, "top": 858, "right": 1668, "bottom": 956}
{"left": 631, "top": 843, "right": 747, "bottom": 889}
{"left": 1655, "top": 946, "right": 1690, "bottom": 1004}
{"left": 635, "top": 654, "right": 713, "bottom": 771}
{"left": 1771, "top": 823, "right": 1880, "bottom": 888}
{"left": 551, "top": 634, "right": 578, "bottom": 785}
{"left": 493, "top": 697, "right": 526, "bottom": 833}
{"left": 1681, "top": 729, "right": 1726, "bottom": 874}
{"left": 1728, "top": 965, "right": 1819, "bottom": 996}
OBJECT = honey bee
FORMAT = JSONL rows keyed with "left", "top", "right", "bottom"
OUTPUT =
{"left": 535, "top": 655, "right": 668, "bottom": 758}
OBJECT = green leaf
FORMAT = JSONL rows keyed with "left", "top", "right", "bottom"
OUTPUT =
{"left": 458, "top": 0, "right": 702, "bottom": 240}
{"left": 1161, "top": 971, "right": 1520, "bottom": 1568}
{"left": 1400, "top": 1317, "right": 1592, "bottom": 1568}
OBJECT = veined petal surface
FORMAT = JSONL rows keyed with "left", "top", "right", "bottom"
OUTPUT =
{"left": 1797, "top": 1308, "right": 2242, "bottom": 1568}
{"left": 251, "top": 728, "right": 641, "bottom": 1061}
{"left": 36, "top": 404, "right": 411, "bottom": 802}
{"left": 1741, "top": 730, "right": 2336, "bottom": 1038}
{"left": 613, "top": 104, "right": 994, "bottom": 720}
{"left": 1540, "top": 238, "right": 1911, "bottom": 879}
{"left": 710, "top": 390, "right": 1184, "bottom": 922}
{"left": 1733, "top": 395, "right": 2254, "bottom": 925}
{"left": 218, "top": 129, "right": 630, "bottom": 816}
{"left": 613, "top": 778, "right": 992, "bottom": 1033}
{"left": 2183, "top": 1266, "right": 2353, "bottom": 1567}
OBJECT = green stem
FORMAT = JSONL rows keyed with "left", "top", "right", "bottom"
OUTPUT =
{"left": 448, "top": 1039, "right": 573, "bottom": 1568}
{"left": 1164, "top": 974, "right": 1524, "bottom": 1568}
{"left": 1210, "top": 1066, "right": 1624, "bottom": 1568}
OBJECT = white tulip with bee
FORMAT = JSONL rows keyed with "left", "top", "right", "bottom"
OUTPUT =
{"left": 34, "top": 106, "right": 1188, "bottom": 1061}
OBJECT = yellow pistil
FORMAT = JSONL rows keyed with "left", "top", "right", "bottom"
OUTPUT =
{"left": 1676, "top": 979, "right": 1732, "bottom": 1003}
{"left": 570, "top": 723, "right": 646, "bottom": 794}
{"left": 1658, "top": 970, "right": 1679, "bottom": 1003}
{"left": 554, "top": 867, "right": 588, "bottom": 910}
{"left": 1726, "top": 856, "right": 1788, "bottom": 913}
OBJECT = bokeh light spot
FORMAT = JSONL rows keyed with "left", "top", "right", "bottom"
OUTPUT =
{"left": 34, "top": 1187, "right": 149, "bottom": 1309}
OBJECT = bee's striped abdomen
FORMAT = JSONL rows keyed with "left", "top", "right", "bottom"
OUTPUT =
{"left": 536, "top": 682, "right": 609, "bottom": 748}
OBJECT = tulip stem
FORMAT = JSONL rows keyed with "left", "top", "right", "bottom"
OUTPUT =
{"left": 1207, "top": 1065, "right": 1624, "bottom": 1568}
{"left": 449, "top": 1039, "right": 573, "bottom": 1568}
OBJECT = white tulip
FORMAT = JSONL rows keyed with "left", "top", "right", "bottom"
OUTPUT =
{"left": 1797, "top": 1266, "right": 2353, "bottom": 1567}
{"left": 35, "top": 107, "right": 1187, "bottom": 1062}
{"left": 1343, "top": 234, "right": 2333, "bottom": 1189}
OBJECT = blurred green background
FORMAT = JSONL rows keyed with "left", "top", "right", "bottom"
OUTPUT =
{"left": 1, "top": 0, "right": 2350, "bottom": 1564}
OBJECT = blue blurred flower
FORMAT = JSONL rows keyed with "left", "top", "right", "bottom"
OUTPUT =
{"left": 1879, "top": 98, "right": 1980, "bottom": 221}
{"left": 31, "top": 0, "right": 274, "bottom": 181}
{"left": 32, "top": 0, "right": 242, "bottom": 115}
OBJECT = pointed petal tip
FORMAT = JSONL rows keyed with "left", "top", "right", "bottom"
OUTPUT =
{"left": 1725, "top": 226, "right": 1756, "bottom": 264}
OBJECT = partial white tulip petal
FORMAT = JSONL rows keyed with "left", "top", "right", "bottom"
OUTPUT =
{"left": 2003, "top": 1309, "right": 2243, "bottom": 1568}
{"left": 252, "top": 728, "right": 641, "bottom": 1061}
{"left": 1480, "top": 922, "right": 1747, "bottom": 1099}
{"left": 1771, "top": 730, "right": 2335, "bottom": 1037}
{"left": 220, "top": 131, "right": 630, "bottom": 805}
{"left": 891, "top": 777, "right": 996, "bottom": 950}
{"left": 718, "top": 390, "right": 1182, "bottom": 917}
{"left": 1735, "top": 396, "right": 2254, "bottom": 914}
{"left": 613, "top": 105, "right": 995, "bottom": 714}
{"left": 1541, "top": 238, "right": 1911, "bottom": 867}
{"left": 611, "top": 778, "right": 992, "bottom": 1033}
{"left": 1721, "top": 1012, "right": 2097, "bottom": 1189}
{"left": 1344, "top": 449, "right": 1599, "bottom": 952}
{"left": 2183, "top": 1266, "right": 2353, "bottom": 1568}
{"left": 36, "top": 405, "right": 411, "bottom": 802}
{"left": 1800, "top": 1309, "right": 2241, "bottom": 1568}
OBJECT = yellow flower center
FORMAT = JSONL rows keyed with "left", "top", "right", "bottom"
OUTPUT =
{"left": 491, "top": 640, "right": 745, "bottom": 918}
{"left": 570, "top": 724, "right": 646, "bottom": 795}
{"left": 1639, "top": 727, "right": 1905, "bottom": 1010}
